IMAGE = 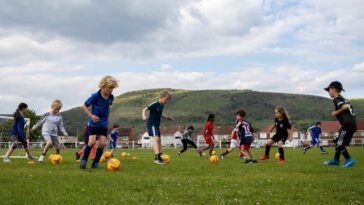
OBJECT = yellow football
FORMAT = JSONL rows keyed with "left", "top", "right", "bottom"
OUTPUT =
{"left": 104, "top": 151, "right": 112, "bottom": 159}
{"left": 161, "top": 154, "right": 171, "bottom": 164}
{"left": 107, "top": 158, "right": 121, "bottom": 171}
{"left": 210, "top": 155, "right": 219, "bottom": 163}
{"left": 50, "top": 154, "right": 63, "bottom": 164}
{"left": 275, "top": 153, "right": 280, "bottom": 160}
{"left": 211, "top": 150, "right": 217, "bottom": 155}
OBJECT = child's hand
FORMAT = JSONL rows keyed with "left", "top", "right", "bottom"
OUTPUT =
{"left": 168, "top": 116, "right": 174, "bottom": 121}
{"left": 142, "top": 116, "right": 147, "bottom": 121}
{"left": 91, "top": 115, "right": 99, "bottom": 123}
{"left": 331, "top": 111, "right": 337, "bottom": 117}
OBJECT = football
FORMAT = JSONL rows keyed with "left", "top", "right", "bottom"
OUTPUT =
{"left": 210, "top": 155, "right": 219, "bottom": 163}
{"left": 107, "top": 158, "right": 121, "bottom": 171}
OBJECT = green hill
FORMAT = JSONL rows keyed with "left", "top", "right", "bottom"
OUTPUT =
{"left": 61, "top": 89, "right": 364, "bottom": 135}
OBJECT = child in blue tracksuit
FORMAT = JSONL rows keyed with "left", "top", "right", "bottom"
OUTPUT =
{"left": 80, "top": 76, "right": 119, "bottom": 169}
{"left": 3, "top": 103, "right": 35, "bottom": 162}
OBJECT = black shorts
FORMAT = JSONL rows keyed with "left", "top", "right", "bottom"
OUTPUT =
{"left": 240, "top": 136, "right": 253, "bottom": 145}
{"left": 271, "top": 135, "right": 287, "bottom": 143}
{"left": 88, "top": 127, "right": 108, "bottom": 137}
{"left": 334, "top": 130, "right": 355, "bottom": 146}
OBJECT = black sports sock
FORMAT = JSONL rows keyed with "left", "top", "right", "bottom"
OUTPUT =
{"left": 279, "top": 147, "right": 284, "bottom": 160}
{"left": 334, "top": 149, "right": 341, "bottom": 160}
{"left": 265, "top": 145, "right": 271, "bottom": 156}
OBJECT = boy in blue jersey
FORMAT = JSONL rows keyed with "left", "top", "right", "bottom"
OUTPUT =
{"left": 303, "top": 122, "right": 327, "bottom": 154}
{"left": 108, "top": 124, "right": 119, "bottom": 157}
{"left": 80, "top": 76, "right": 119, "bottom": 169}
{"left": 142, "top": 90, "right": 173, "bottom": 165}
{"left": 323, "top": 81, "right": 357, "bottom": 167}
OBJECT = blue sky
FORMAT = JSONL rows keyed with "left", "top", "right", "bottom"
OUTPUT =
{"left": 0, "top": 0, "right": 363, "bottom": 113}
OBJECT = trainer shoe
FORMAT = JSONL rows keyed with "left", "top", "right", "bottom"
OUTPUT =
{"left": 321, "top": 151, "right": 328, "bottom": 155}
{"left": 176, "top": 152, "right": 181, "bottom": 156}
{"left": 250, "top": 159, "right": 258, "bottom": 163}
{"left": 75, "top": 152, "right": 81, "bottom": 160}
{"left": 279, "top": 159, "right": 285, "bottom": 164}
{"left": 80, "top": 160, "right": 87, "bottom": 169}
{"left": 3, "top": 157, "right": 11, "bottom": 163}
{"left": 154, "top": 159, "right": 165, "bottom": 165}
{"left": 259, "top": 155, "right": 269, "bottom": 160}
{"left": 343, "top": 159, "right": 356, "bottom": 168}
{"left": 219, "top": 154, "right": 224, "bottom": 160}
{"left": 38, "top": 155, "right": 45, "bottom": 162}
{"left": 323, "top": 159, "right": 340, "bottom": 166}
{"left": 245, "top": 159, "right": 251, "bottom": 164}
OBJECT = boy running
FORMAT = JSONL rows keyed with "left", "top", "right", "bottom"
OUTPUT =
{"left": 176, "top": 126, "right": 200, "bottom": 156}
{"left": 80, "top": 76, "right": 119, "bottom": 169}
{"left": 303, "top": 122, "right": 327, "bottom": 154}
{"left": 31, "top": 99, "right": 68, "bottom": 162}
{"left": 323, "top": 81, "right": 357, "bottom": 167}
{"left": 108, "top": 124, "right": 119, "bottom": 157}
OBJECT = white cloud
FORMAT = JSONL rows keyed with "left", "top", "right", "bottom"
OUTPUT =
{"left": 1, "top": 63, "right": 363, "bottom": 114}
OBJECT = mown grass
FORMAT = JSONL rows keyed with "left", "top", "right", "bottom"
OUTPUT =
{"left": 0, "top": 147, "right": 363, "bottom": 205}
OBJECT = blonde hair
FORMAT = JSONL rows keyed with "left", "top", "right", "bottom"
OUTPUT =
{"left": 98, "top": 76, "right": 119, "bottom": 89}
{"left": 275, "top": 105, "right": 290, "bottom": 120}
{"left": 160, "top": 90, "right": 172, "bottom": 99}
{"left": 52, "top": 99, "right": 63, "bottom": 108}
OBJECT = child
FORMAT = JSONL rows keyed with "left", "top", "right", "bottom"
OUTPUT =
{"left": 176, "top": 126, "right": 199, "bottom": 156}
{"left": 108, "top": 124, "right": 119, "bottom": 157}
{"left": 200, "top": 114, "right": 215, "bottom": 157}
{"left": 80, "top": 76, "right": 119, "bottom": 169}
{"left": 3, "top": 103, "right": 36, "bottom": 162}
{"left": 323, "top": 81, "right": 357, "bottom": 167}
{"left": 75, "top": 125, "right": 96, "bottom": 160}
{"left": 31, "top": 99, "right": 68, "bottom": 162}
{"left": 303, "top": 122, "right": 327, "bottom": 154}
{"left": 260, "top": 106, "right": 293, "bottom": 164}
{"left": 236, "top": 109, "right": 257, "bottom": 163}
{"left": 142, "top": 90, "right": 173, "bottom": 165}
{"left": 220, "top": 119, "right": 243, "bottom": 160}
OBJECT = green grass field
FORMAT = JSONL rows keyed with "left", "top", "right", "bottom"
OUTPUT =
{"left": 0, "top": 147, "right": 363, "bottom": 205}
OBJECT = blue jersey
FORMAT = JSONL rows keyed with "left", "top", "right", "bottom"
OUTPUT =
{"left": 85, "top": 90, "right": 114, "bottom": 128}
{"left": 110, "top": 130, "right": 119, "bottom": 141}
{"left": 310, "top": 126, "right": 321, "bottom": 139}
{"left": 10, "top": 112, "right": 26, "bottom": 139}
{"left": 147, "top": 101, "right": 164, "bottom": 126}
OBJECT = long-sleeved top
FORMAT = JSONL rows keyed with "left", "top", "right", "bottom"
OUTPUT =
{"left": 32, "top": 112, "right": 67, "bottom": 137}
{"left": 10, "top": 111, "right": 26, "bottom": 139}
{"left": 181, "top": 130, "right": 192, "bottom": 140}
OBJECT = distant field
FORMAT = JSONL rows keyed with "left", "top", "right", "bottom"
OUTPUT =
{"left": 0, "top": 147, "right": 363, "bottom": 205}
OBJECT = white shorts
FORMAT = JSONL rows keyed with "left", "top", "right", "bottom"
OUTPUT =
{"left": 230, "top": 139, "right": 240, "bottom": 149}
{"left": 43, "top": 135, "right": 60, "bottom": 149}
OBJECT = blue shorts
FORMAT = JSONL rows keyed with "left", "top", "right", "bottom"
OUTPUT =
{"left": 311, "top": 138, "right": 320, "bottom": 145}
{"left": 110, "top": 141, "right": 117, "bottom": 149}
{"left": 147, "top": 124, "right": 161, "bottom": 137}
